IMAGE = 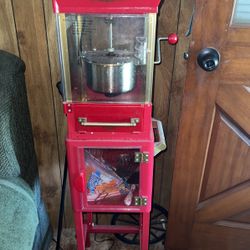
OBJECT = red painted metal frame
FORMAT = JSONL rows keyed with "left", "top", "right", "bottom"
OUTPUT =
{"left": 66, "top": 136, "right": 154, "bottom": 213}
{"left": 66, "top": 124, "right": 154, "bottom": 250}
{"left": 53, "top": 0, "right": 161, "bottom": 14}
{"left": 64, "top": 103, "right": 153, "bottom": 140}
{"left": 88, "top": 225, "right": 139, "bottom": 234}
{"left": 73, "top": 211, "right": 150, "bottom": 250}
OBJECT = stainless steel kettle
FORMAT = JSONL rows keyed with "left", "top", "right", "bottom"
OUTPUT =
{"left": 83, "top": 50, "right": 136, "bottom": 96}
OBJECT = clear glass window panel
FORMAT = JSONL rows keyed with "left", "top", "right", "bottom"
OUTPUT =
{"left": 65, "top": 14, "right": 151, "bottom": 103}
{"left": 232, "top": 0, "right": 250, "bottom": 26}
{"left": 84, "top": 148, "right": 140, "bottom": 206}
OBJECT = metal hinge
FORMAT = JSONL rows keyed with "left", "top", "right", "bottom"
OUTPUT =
{"left": 134, "top": 152, "right": 149, "bottom": 163}
{"left": 134, "top": 196, "right": 148, "bottom": 206}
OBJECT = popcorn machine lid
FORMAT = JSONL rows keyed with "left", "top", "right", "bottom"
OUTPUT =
{"left": 53, "top": 0, "right": 161, "bottom": 14}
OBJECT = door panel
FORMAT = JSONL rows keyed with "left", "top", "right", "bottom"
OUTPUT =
{"left": 200, "top": 109, "right": 250, "bottom": 200}
{"left": 167, "top": 0, "right": 250, "bottom": 249}
{"left": 230, "top": 210, "right": 250, "bottom": 223}
{"left": 190, "top": 223, "right": 250, "bottom": 250}
{"left": 196, "top": 181, "right": 250, "bottom": 223}
{"left": 216, "top": 85, "right": 250, "bottom": 133}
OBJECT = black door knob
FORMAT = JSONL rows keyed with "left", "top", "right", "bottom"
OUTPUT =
{"left": 197, "top": 48, "right": 220, "bottom": 72}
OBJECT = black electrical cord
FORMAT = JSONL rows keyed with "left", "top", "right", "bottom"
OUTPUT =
{"left": 53, "top": 238, "right": 63, "bottom": 250}
{"left": 108, "top": 240, "right": 115, "bottom": 250}
{"left": 56, "top": 155, "right": 68, "bottom": 250}
{"left": 55, "top": 81, "right": 66, "bottom": 250}
{"left": 94, "top": 214, "right": 115, "bottom": 250}
{"left": 94, "top": 235, "right": 115, "bottom": 250}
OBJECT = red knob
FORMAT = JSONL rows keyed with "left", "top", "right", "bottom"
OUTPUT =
{"left": 168, "top": 33, "right": 178, "bottom": 45}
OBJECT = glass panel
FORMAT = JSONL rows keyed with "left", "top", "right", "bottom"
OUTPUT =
{"left": 84, "top": 148, "right": 140, "bottom": 206}
{"left": 232, "top": 0, "right": 250, "bottom": 26}
{"left": 57, "top": 13, "right": 156, "bottom": 103}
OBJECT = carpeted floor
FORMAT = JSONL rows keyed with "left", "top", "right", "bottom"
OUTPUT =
{"left": 49, "top": 229, "right": 165, "bottom": 250}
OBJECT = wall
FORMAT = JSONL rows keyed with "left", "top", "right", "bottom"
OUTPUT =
{"left": 0, "top": 0, "right": 64, "bottom": 228}
{"left": 0, "top": 0, "right": 193, "bottom": 229}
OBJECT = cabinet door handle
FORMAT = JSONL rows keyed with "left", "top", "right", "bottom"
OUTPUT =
{"left": 153, "top": 119, "right": 167, "bottom": 156}
{"left": 78, "top": 117, "right": 140, "bottom": 127}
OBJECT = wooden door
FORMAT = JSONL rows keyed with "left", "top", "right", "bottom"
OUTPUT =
{"left": 167, "top": 1, "right": 250, "bottom": 249}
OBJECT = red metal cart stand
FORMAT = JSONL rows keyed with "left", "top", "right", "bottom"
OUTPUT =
{"left": 53, "top": 1, "right": 177, "bottom": 249}
{"left": 64, "top": 103, "right": 156, "bottom": 250}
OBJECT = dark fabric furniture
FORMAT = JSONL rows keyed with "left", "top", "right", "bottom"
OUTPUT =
{"left": 0, "top": 50, "right": 52, "bottom": 250}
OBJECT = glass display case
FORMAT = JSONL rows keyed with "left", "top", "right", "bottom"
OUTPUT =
{"left": 56, "top": 13, "right": 156, "bottom": 103}
{"left": 68, "top": 141, "right": 154, "bottom": 211}
{"left": 84, "top": 148, "right": 140, "bottom": 206}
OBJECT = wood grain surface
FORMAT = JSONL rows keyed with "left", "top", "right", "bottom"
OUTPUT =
{"left": 12, "top": 0, "right": 62, "bottom": 227}
{"left": 159, "top": 0, "right": 194, "bottom": 208}
{"left": 153, "top": 0, "right": 181, "bottom": 205}
{"left": 0, "top": 0, "right": 19, "bottom": 55}
{"left": 167, "top": 0, "right": 250, "bottom": 249}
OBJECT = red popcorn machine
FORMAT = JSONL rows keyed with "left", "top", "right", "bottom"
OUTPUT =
{"left": 53, "top": 0, "right": 178, "bottom": 249}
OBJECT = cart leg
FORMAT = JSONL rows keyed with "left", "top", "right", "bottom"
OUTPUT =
{"left": 86, "top": 213, "right": 92, "bottom": 248}
{"left": 140, "top": 212, "right": 150, "bottom": 250}
{"left": 74, "top": 211, "right": 85, "bottom": 250}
